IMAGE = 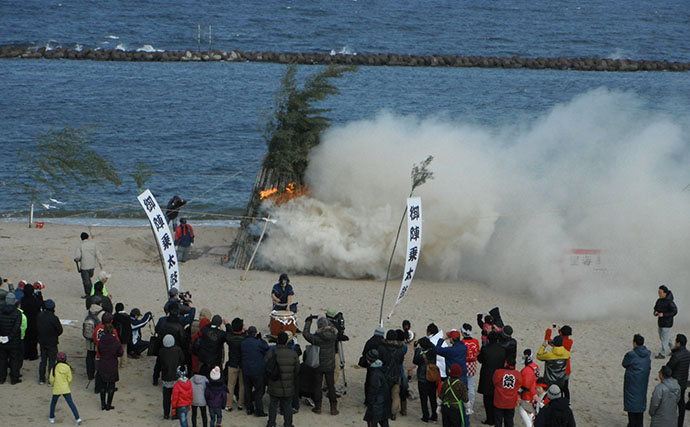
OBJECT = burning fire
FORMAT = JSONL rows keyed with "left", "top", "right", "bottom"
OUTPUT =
{"left": 260, "top": 182, "right": 310, "bottom": 205}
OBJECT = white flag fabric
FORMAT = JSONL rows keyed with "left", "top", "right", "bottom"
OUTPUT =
{"left": 388, "top": 197, "right": 422, "bottom": 318}
{"left": 137, "top": 190, "right": 180, "bottom": 292}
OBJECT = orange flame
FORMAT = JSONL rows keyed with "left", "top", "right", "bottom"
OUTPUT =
{"left": 260, "top": 182, "right": 310, "bottom": 205}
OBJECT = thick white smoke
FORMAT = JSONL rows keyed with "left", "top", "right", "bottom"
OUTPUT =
{"left": 258, "top": 88, "right": 690, "bottom": 316}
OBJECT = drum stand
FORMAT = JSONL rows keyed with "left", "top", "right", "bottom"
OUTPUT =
{"left": 337, "top": 341, "right": 348, "bottom": 395}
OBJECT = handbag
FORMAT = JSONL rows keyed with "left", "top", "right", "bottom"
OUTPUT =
{"left": 304, "top": 344, "right": 320, "bottom": 369}
{"left": 147, "top": 334, "right": 160, "bottom": 357}
{"left": 424, "top": 353, "right": 441, "bottom": 382}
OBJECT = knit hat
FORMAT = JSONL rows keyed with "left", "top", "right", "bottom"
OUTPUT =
{"left": 366, "top": 349, "right": 379, "bottom": 363}
{"left": 211, "top": 315, "right": 222, "bottom": 327}
{"left": 98, "top": 270, "right": 112, "bottom": 281}
{"left": 374, "top": 327, "right": 385, "bottom": 337}
{"left": 551, "top": 336, "right": 563, "bottom": 347}
{"left": 89, "top": 304, "right": 102, "bottom": 314}
{"left": 12, "top": 289, "right": 23, "bottom": 303}
{"left": 5, "top": 292, "right": 16, "bottom": 306}
{"left": 163, "top": 334, "right": 175, "bottom": 348}
{"left": 448, "top": 330, "right": 461, "bottom": 340}
{"left": 210, "top": 366, "right": 221, "bottom": 380}
{"left": 449, "top": 363, "right": 463, "bottom": 378}
{"left": 326, "top": 308, "right": 338, "bottom": 318}
{"left": 56, "top": 352, "right": 67, "bottom": 363}
{"left": 547, "top": 384, "right": 562, "bottom": 400}
{"left": 44, "top": 299, "right": 56, "bottom": 311}
{"left": 177, "top": 366, "right": 187, "bottom": 379}
{"left": 317, "top": 317, "right": 329, "bottom": 329}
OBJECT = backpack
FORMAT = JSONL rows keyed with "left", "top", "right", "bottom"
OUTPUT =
{"left": 83, "top": 311, "right": 100, "bottom": 340}
{"left": 264, "top": 349, "right": 281, "bottom": 382}
{"left": 423, "top": 353, "right": 441, "bottom": 382}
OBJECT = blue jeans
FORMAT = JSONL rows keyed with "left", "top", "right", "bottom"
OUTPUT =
{"left": 659, "top": 327, "right": 673, "bottom": 356}
{"left": 177, "top": 405, "right": 188, "bottom": 427}
{"left": 208, "top": 407, "right": 222, "bottom": 426}
{"left": 50, "top": 393, "right": 80, "bottom": 420}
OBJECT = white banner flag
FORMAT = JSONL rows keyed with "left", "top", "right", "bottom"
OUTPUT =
{"left": 137, "top": 189, "right": 180, "bottom": 292}
{"left": 388, "top": 197, "right": 422, "bottom": 318}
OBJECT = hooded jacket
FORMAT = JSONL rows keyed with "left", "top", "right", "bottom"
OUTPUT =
{"left": 197, "top": 323, "right": 225, "bottom": 368}
{"left": 49, "top": 362, "right": 73, "bottom": 395}
{"left": 97, "top": 333, "right": 123, "bottom": 382}
{"left": 0, "top": 304, "right": 22, "bottom": 348}
{"left": 520, "top": 362, "right": 540, "bottom": 402}
{"left": 654, "top": 290, "right": 677, "bottom": 328}
{"left": 191, "top": 374, "right": 208, "bottom": 406}
{"left": 364, "top": 359, "right": 391, "bottom": 422}
{"left": 204, "top": 378, "right": 229, "bottom": 408}
{"left": 622, "top": 344, "right": 651, "bottom": 413}
{"left": 302, "top": 317, "right": 338, "bottom": 372}
{"left": 649, "top": 377, "right": 681, "bottom": 427}
{"left": 537, "top": 345, "right": 570, "bottom": 386}
{"left": 377, "top": 338, "right": 405, "bottom": 383}
{"left": 171, "top": 378, "right": 194, "bottom": 411}
{"left": 265, "top": 344, "right": 300, "bottom": 397}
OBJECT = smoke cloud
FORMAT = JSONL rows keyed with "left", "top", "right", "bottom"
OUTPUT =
{"left": 259, "top": 88, "right": 690, "bottom": 318}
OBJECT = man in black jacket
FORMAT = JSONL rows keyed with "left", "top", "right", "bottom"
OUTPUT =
{"left": 0, "top": 292, "right": 23, "bottom": 384}
{"left": 37, "top": 299, "right": 63, "bottom": 384}
{"left": 224, "top": 317, "right": 246, "bottom": 411}
{"left": 478, "top": 331, "right": 506, "bottom": 425}
{"left": 265, "top": 331, "right": 300, "bottom": 427}
{"left": 360, "top": 327, "right": 385, "bottom": 405}
{"left": 303, "top": 315, "right": 339, "bottom": 415}
{"left": 653, "top": 285, "right": 677, "bottom": 359}
{"left": 196, "top": 315, "right": 225, "bottom": 374}
{"left": 665, "top": 334, "right": 690, "bottom": 427}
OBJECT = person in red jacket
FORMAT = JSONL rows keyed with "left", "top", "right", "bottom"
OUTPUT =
{"left": 518, "top": 349, "right": 540, "bottom": 427}
{"left": 493, "top": 358, "right": 523, "bottom": 427}
{"left": 461, "top": 323, "right": 480, "bottom": 415}
{"left": 544, "top": 325, "right": 573, "bottom": 399}
{"left": 171, "top": 367, "right": 193, "bottom": 427}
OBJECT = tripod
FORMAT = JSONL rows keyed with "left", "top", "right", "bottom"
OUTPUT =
{"left": 336, "top": 340, "right": 348, "bottom": 395}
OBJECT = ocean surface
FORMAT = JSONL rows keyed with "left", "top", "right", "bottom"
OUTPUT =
{"left": 1, "top": 0, "right": 690, "bottom": 223}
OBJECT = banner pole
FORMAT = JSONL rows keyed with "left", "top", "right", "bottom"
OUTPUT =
{"left": 378, "top": 206, "right": 407, "bottom": 327}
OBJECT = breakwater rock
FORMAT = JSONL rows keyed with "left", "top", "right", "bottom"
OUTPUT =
{"left": 1, "top": 45, "right": 689, "bottom": 72}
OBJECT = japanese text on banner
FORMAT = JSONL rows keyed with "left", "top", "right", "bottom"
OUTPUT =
{"left": 388, "top": 197, "right": 422, "bottom": 318}
{"left": 137, "top": 189, "right": 180, "bottom": 291}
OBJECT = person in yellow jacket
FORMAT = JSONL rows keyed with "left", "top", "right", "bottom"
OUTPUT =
{"left": 536, "top": 335, "right": 571, "bottom": 397}
{"left": 49, "top": 352, "right": 83, "bottom": 425}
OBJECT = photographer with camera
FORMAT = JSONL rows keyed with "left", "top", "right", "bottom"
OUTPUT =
{"left": 325, "top": 308, "right": 349, "bottom": 389}
{"left": 164, "top": 288, "right": 195, "bottom": 327}
{"left": 303, "top": 313, "right": 340, "bottom": 416}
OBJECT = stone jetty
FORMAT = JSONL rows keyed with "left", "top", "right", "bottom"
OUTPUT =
{"left": 1, "top": 45, "right": 688, "bottom": 72}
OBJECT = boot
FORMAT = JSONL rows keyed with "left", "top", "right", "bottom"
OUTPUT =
{"left": 329, "top": 400, "right": 339, "bottom": 415}
{"left": 100, "top": 391, "right": 107, "bottom": 410}
{"left": 401, "top": 400, "right": 407, "bottom": 416}
{"left": 312, "top": 401, "right": 322, "bottom": 414}
{"left": 106, "top": 390, "right": 115, "bottom": 410}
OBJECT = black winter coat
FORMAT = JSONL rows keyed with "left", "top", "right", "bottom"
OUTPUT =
{"left": 225, "top": 330, "right": 245, "bottom": 369}
{"left": 20, "top": 292, "right": 41, "bottom": 336}
{"left": 654, "top": 291, "right": 677, "bottom": 328}
{"left": 197, "top": 324, "right": 225, "bottom": 367}
{"left": 265, "top": 344, "right": 300, "bottom": 397}
{"left": 478, "top": 341, "right": 506, "bottom": 395}
{"left": 37, "top": 310, "right": 63, "bottom": 347}
{"left": 360, "top": 334, "right": 384, "bottom": 367}
{"left": 158, "top": 345, "right": 186, "bottom": 382}
{"left": 112, "top": 312, "right": 133, "bottom": 346}
{"left": 413, "top": 347, "right": 437, "bottom": 383}
{"left": 377, "top": 340, "right": 405, "bottom": 383}
{"left": 666, "top": 346, "right": 690, "bottom": 388}
{"left": 156, "top": 316, "right": 186, "bottom": 351}
{"left": 302, "top": 318, "right": 337, "bottom": 372}
{"left": 534, "top": 397, "right": 576, "bottom": 427}
{"left": 364, "top": 362, "right": 391, "bottom": 422}
{"left": 0, "top": 304, "right": 22, "bottom": 348}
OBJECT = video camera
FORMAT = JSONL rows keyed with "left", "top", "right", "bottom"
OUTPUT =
{"left": 180, "top": 291, "right": 192, "bottom": 305}
{"left": 326, "top": 311, "right": 349, "bottom": 342}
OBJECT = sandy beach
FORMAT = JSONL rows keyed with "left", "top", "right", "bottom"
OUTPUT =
{"left": 0, "top": 221, "right": 687, "bottom": 427}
